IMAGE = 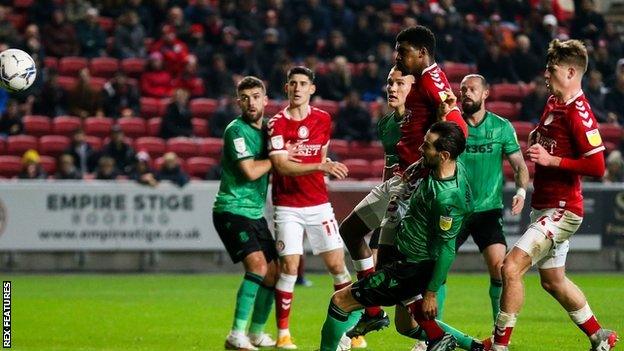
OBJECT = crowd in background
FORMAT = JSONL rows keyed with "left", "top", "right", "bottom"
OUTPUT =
{"left": 0, "top": 0, "right": 623, "bottom": 183}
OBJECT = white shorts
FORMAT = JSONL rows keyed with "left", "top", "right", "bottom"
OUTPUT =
{"left": 274, "top": 203, "right": 344, "bottom": 256}
{"left": 378, "top": 178, "right": 420, "bottom": 245}
{"left": 353, "top": 175, "right": 403, "bottom": 230}
{"left": 514, "top": 208, "right": 583, "bottom": 269}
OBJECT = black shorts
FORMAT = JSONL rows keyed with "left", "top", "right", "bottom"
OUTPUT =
{"left": 213, "top": 211, "right": 278, "bottom": 264}
{"left": 375, "top": 243, "right": 404, "bottom": 269}
{"left": 455, "top": 209, "right": 506, "bottom": 252}
{"left": 368, "top": 228, "right": 380, "bottom": 250}
{"left": 351, "top": 259, "right": 435, "bottom": 307}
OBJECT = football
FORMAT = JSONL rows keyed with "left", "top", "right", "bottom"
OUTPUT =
{"left": 0, "top": 48, "right": 36, "bottom": 92}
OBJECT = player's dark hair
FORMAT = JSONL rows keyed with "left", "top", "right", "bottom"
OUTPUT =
{"left": 429, "top": 121, "right": 466, "bottom": 160}
{"left": 287, "top": 66, "right": 315, "bottom": 83}
{"left": 237, "top": 76, "right": 265, "bottom": 93}
{"left": 547, "top": 39, "right": 588, "bottom": 73}
{"left": 396, "top": 26, "right": 436, "bottom": 57}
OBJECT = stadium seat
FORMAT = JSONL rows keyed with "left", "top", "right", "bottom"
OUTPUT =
{"left": 140, "top": 97, "right": 169, "bottom": 118}
{"left": 38, "top": 135, "right": 70, "bottom": 157}
{"left": 348, "top": 141, "right": 384, "bottom": 161}
{"left": 90, "top": 57, "right": 119, "bottom": 78}
{"left": 329, "top": 139, "right": 350, "bottom": 160}
{"left": 503, "top": 162, "right": 514, "bottom": 181}
{"left": 486, "top": 101, "right": 519, "bottom": 120}
{"left": 147, "top": 117, "right": 161, "bottom": 136}
{"left": 604, "top": 141, "right": 617, "bottom": 154}
{"left": 8, "top": 13, "right": 26, "bottom": 31}
{"left": 14, "top": 0, "right": 34, "bottom": 9}
{"left": 314, "top": 100, "right": 340, "bottom": 116}
{"left": 154, "top": 156, "right": 187, "bottom": 172}
{"left": 121, "top": 58, "right": 146, "bottom": 78}
{"left": 0, "top": 138, "right": 5, "bottom": 154}
{"left": 371, "top": 159, "right": 386, "bottom": 172}
{"left": 22, "top": 115, "right": 51, "bottom": 137}
{"left": 490, "top": 83, "right": 527, "bottom": 103}
{"left": 39, "top": 155, "right": 57, "bottom": 175}
{"left": 0, "top": 156, "right": 22, "bottom": 178}
{"left": 342, "top": 159, "right": 372, "bottom": 180}
{"left": 58, "top": 56, "right": 88, "bottom": 76}
{"left": 57, "top": 76, "right": 77, "bottom": 91}
{"left": 186, "top": 157, "right": 218, "bottom": 178}
{"left": 197, "top": 138, "right": 223, "bottom": 158}
{"left": 390, "top": 2, "right": 409, "bottom": 16}
{"left": 266, "top": 100, "right": 287, "bottom": 117}
{"left": 599, "top": 124, "right": 622, "bottom": 145}
{"left": 442, "top": 62, "right": 474, "bottom": 83}
{"left": 6, "top": 135, "right": 38, "bottom": 156}
{"left": 117, "top": 117, "right": 146, "bottom": 138}
{"left": 166, "top": 137, "right": 199, "bottom": 159}
{"left": 89, "top": 77, "right": 108, "bottom": 91}
{"left": 511, "top": 121, "right": 535, "bottom": 143}
{"left": 192, "top": 118, "right": 208, "bottom": 137}
{"left": 85, "top": 136, "right": 103, "bottom": 151}
{"left": 52, "top": 116, "right": 82, "bottom": 136}
{"left": 97, "top": 17, "right": 115, "bottom": 34}
{"left": 135, "top": 137, "right": 166, "bottom": 158}
{"left": 43, "top": 57, "right": 58, "bottom": 70}
{"left": 189, "top": 98, "right": 218, "bottom": 119}
{"left": 84, "top": 117, "right": 113, "bottom": 138}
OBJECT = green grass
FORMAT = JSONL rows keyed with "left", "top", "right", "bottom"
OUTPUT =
{"left": 5, "top": 273, "right": 623, "bottom": 350}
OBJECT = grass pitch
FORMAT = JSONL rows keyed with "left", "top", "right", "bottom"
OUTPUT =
{"left": 6, "top": 273, "right": 623, "bottom": 350}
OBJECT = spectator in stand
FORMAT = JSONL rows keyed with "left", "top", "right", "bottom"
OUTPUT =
{"left": 187, "top": 24, "right": 213, "bottom": 74}
{"left": 95, "top": 156, "right": 121, "bottom": 180}
{"left": 30, "top": 0, "right": 56, "bottom": 26}
{"left": 33, "top": 69, "right": 67, "bottom": 117}
{"left": 205, "top": 54, "right": 236, "bottom": 99}
{"left": 263, "top": 9, "right": 288, "bottom": 46}
{"left": 349, "top": 14, "right": 377, "bottom": 63}
{"left": 478, "top": 42, "right": 519, "bottom": 84}
{"left": 76, "top": 7, "right": 107, "bottom": 58}
{"left": 458, "top": 14, "right": 487, "bottom": 64}
{"left": 0, "top": 6, "right": 20, "bottom": 47}
{"left": 602, "top": 23, "right": 623, "bottom": 62}
{"left": 356, "top": 59, "right": 384, "bottom": 102}
{"left": 64, "top": 0, "right": 91, "bottom": 23}
{"left": 584, "top": 70, "right": 608, "bottom": 122}
{"left": 530, "top": 14, "right": 558, "bottom": 58}
{"left": 592, "top": 41, "right": 618, "bottom": 87}
{"left": 102, "top": 72, "right": 140, "bottom": 118}
{"left": 124, "top": 0, "right": 154, "bottom": 41}
{"left": 235, "top": 0, "right": 263, "bottom": 40}
{"left": 519, "top": 76, "right": 549, "bottom": 124}
{"left": 288, "top": 16, "right": 317, "bottom": 59}
{"left": 102, "top": 125, "right": 136, "bottom": 175}
{"left": 185, "top": 0, "right": 215, "bottom": 25}
{"left": 43, "top": 9, "right": 79, "bottom": 57}
{"left": 253, "top": 28, "right": 286, "bottom": 79}
{"left": 0, "top": 100, "right": 23, "bottom": 138}
{"left": 320, "top": 30, "right": 353, "bottom": 61}
{"left": 18, "top": 150, "right": 47, "bottom": 180}
{"left": 209, "top": 96, "right": 237, "bottom": 138}
{"left": 431, "top": 13, "right": 460, "bottom": 62}
{"left": 484, "top": 14, "right": 516, "bottom": 54}
{"left": 375, "top": 42, "right": 393, "bottom": 75}
{"left": 129, "top": 150, "right": 158, "bottom": 186}
{"left": 20, "top": 24, "right": 45, "bottom": 68}
{"left": 164, "top": 6, "right": 191, "bottom": 43}
{"left": 55, "top": 153, "right": 83, "bottom": 180}
{"left": 160, "top": 88, "right": 192, "bottom": 140}
{"left": 68, "top": 68, "right": 104, "bottom": 118}
{"left": 149, "top": 25, "right": 190, "bottom": 78}
{"left": 173, "top": 56, "right": 205, "bottom": 98}
{"left": 157, "top": 152, "right": 189, "bottom": 187}
{"left": 571, "top": 0, "right": 605, "bottom": 43}
{"left": 65, "top": 128, "right": 97, "bottom": 174}
{"left": 603, "top": 150, "right": 624, "bottom": 183}
{"left": 318, "top": 56, "right": 352, "bottom": 101}
{"left": 268, "top": 57, "right": 292, "bottom": 100}
{"left": 218, "top": 26, "right": 247, "bottom": 74}
{"left": 328, "top": 0, "right": 356, "bottom": 34}
{"left": 334, "top": 90, "right": 374, "bottom": 142}
{"left": 114, "top": 10, "right": 146, "bottom": 59}
{"left": 605, "top": 61, "right": 624, "bottom": 125}
{"left": 140, "top": 52, "right": 173, "bottom": 99}
{"left": 511, "top": 34, "right": 542, "bottom": 84}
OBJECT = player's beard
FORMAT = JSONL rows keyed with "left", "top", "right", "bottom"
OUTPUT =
{"left": 243, "top": 109, "right": 263, "bottom": 124}
{"left": 461, "top": 99, "right": 482, "bottom": 115}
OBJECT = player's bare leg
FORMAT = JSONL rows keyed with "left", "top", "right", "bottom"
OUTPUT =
{"left": 275, "top": 254, "right": 300, "bottom": 349}
{"left": 539, "top": 267, "right": 619, "bottom": 351}
{"left": 340, "top": 213, "right": 374, "bottom": 260}
{"left": 483, "top": 243, "right": 505, "bottom": 323}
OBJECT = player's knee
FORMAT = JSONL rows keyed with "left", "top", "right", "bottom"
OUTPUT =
{"left": 327, "top": 262, "right": 346, "bottom": 275}
{"left": 501, "top": 258, "right": 521, "bottom": 281}
{"left": 244, "top": 255, "right": 268, "bottom": 276}
{"left": 540, "top": 278, "right": 564, "bottom": 294}
{"left": 280, "top": 259, "right": 299, "bottom": 275}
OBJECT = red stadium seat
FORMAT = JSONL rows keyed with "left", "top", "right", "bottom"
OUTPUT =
{"left": 348, "top": 141, "right": 384, "bottom": 161}
{"left": 58, "top": 56, "right": 88, "bottom": 76}
{"left": 604, "top": 141, "right": 617, "bottom": 154}
{"left": 598, "top": 124, "right": 622, "bottom": 146}
{"left": 57, "top": 76, "right": 77, "bottom": 91}
{"left": 121, "top": 58, "right": 146, "bottom": 78}
{"left": 197, "top": 138, "right": 223, "bottom": 158}
{"left": 511, "top": 121, "right": 535, "bottom": 143}
{"left": 390, "top": 2, "right": 409, "bottom": 16}
{"left": 490, "top": 83, "right": 527, "bottom": 103}
{"left": 189, "top": 98, "right": 218, "bottom": 119}
{"left": 329, "top": 139, "right": 350, "bottom": 160}
{"left": 38, "top": 135, "right": 70, "bottom": 157}
{"left": 90, "top": 57, "right": 119, "bottom": 78}
{"left": 140, "top": 97, "right": 169, "bottom": 118}
{"left": 0, "top": 156, "right": 22, "bottom": 178}
{"left": 85, "top": 135, "right": 103, "bottom": 151}
{"left": 371, "top": 159, "right": 386, "bottom": 172}
{"left": 89, "top": 77, "right": 108, "bottom": 91}
{"left": 43, "top": 57, "right": 58, "bottom": 70}
{"left": 186, "top": 157, "right": 218, "bottom": 178}
{"left": 0, "top": 138, "right": 5, "bottom": 154}
{"left": 39, "top": 155, "right": 57, "bottom": 175}
{"left": 486, "top": 102, "right": 519, "bottom": 120}
{"left": 147, "top": 117, "right": 161, "bottom": 136}
{"left": 117, "top": 117, "right": 146, "bottom": 138}
{"left": 135, "top": 137, "right": 166, "bottom": 158}
{"left": 6, "top": 135, "right": 38, "bottom": 156}
{"left": 342, "top": 159, "right": 372, "bottom": 180}
{"left": 266, "top": 100, "right": 287, "bottom": 117}
{"left": 22, "top": 115, "right": 51, "bottom": 137}
{"left": 14, "top": 0, "right": 35, "bottom": 9}
{"left": 8, "top": 13, "right": 27, "bottom": 31}
{"left": 167, "top": 137, "right": 198, "bottom": 159}
{"left": 52, "top": 116, "right": 82, "bottom": 136}
{"left": 443, "top": 62, "right": 475, "bottom": 83}
{"left": 192, "top": 118, "right": 208, "bottom": 137}
{"left": 314, "top": 100, "right": 340, "bottom": 116}
{"left": 84, "top": 117, "right": 113, "bottom": 138}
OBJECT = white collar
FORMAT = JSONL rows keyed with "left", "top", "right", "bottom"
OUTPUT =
{"left": 421, "top": 62, "right": 438, "bottom": 76}
{"left": 564, "top": 89, "right": 584, "bottom": 106}
{"left": 283, "top": 105, "right": 311, "bottom": 120}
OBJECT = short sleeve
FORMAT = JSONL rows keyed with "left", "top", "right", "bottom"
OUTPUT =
{"left": 267, "top": 116, "right": 288, "bottom": 155}
{"left": 322, "top": 113, "right": 332, "bottom": 146}
{"left": 223, "top": 124, "right": 253, "bottom": 162}
{"left": 422, "top": 72, "right": 451, "bottom": 106}
{"left": 568, "top": 100, "right": 605, "bottom": 157}
{"left": 503, "top": 120, "right": 521, "bottom": 155}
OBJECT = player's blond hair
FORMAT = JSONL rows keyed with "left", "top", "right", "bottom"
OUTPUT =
{"left": 546, "top": 39, "right": 588, "bottom": 73}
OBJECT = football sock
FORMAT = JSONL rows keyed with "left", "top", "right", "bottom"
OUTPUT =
{"left": 320, "top": 301, "right": 354, "bottom": 351}
{"left": 400, "top": 326, "right": 426, "bottom": 340}
{"left": 332, "top": 269, "right": 352, "bottom": 291}
{"left": 489, "top": 278, "right": 503, "bottom": 324}
{"left": 436, "top": 283, "right": 447, "bottom": 321}
{"left": 232, "top": 272, "right": 263, "bottom": 332}
{"left": 353, "top": 257, "right": 381, "bottom": 317}
{"left": 493, "top": 310, "right": 517, "bottom": 346}
{"left": 406, "top": 298, "right": 444, "bottom": 341}
{"left": 275, "top": 273, "right": 297, "bottom": 337}
{"left": 436, "top": 319, "right": 476, "bottom": 349}
{"left": 249, "top": 284, "right": 274, "bottom": 335}
{"left": 569, "top": 303, "right": 601, "bottom": 337}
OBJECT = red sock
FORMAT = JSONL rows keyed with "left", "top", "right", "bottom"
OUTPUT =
{"left": 275, "top": 289, "right": 293, "bottom": 330}
{"left": 407, "top": 300, "right": 444, "bottom": 341}
{"left": 333, "top": 282, "right": 351, "bottom": 291}
{"left": 357, "top": 268, "right": 381, "bottom": 317}
{"left": 577, "top": 316, "right": 601, "bottom": 337}
{"left": 493, "top": 325, "right": 514, "bottom": 346}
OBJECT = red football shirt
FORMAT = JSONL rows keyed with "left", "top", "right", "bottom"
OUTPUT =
{"left": 268, "top": 105, "right": 331, "bottom": 207}
{"left": 398, "top": 63, "right": 467, "bottom": 172}
{"left": 531, "top": 90, "right": 605, "bottom": 216}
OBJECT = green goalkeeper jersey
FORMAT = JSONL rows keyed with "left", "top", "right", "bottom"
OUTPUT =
{"left": 213, "top": 117, "right": 268, "bottom": 219}
{"left": 377, "top": 111, "right": 402, "bottom": 168}
{"left": 396, "top": 161, "right": 473, "bottom": 292}
{"left": 459, "top": 111, "right": 520, "bottom": 212}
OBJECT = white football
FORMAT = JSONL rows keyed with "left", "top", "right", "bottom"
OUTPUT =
{"left": 0, "top": 48, "right": 36, "bottom": 92}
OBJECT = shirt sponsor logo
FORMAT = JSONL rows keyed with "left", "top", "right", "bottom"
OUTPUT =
{"left": 233, "top": 137, "right": 247, "bottom": 154}
{"left": 439, "top": 215, "right": 453, "bottom": 231}
{"left": 585, "top": 129, "right": 602, "bottom": 147}
{"left": 297, "top": 126, "right": 309, "bottom": 139}
{"left": 271, "top": 135, "right": 284, "bottom": 150}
